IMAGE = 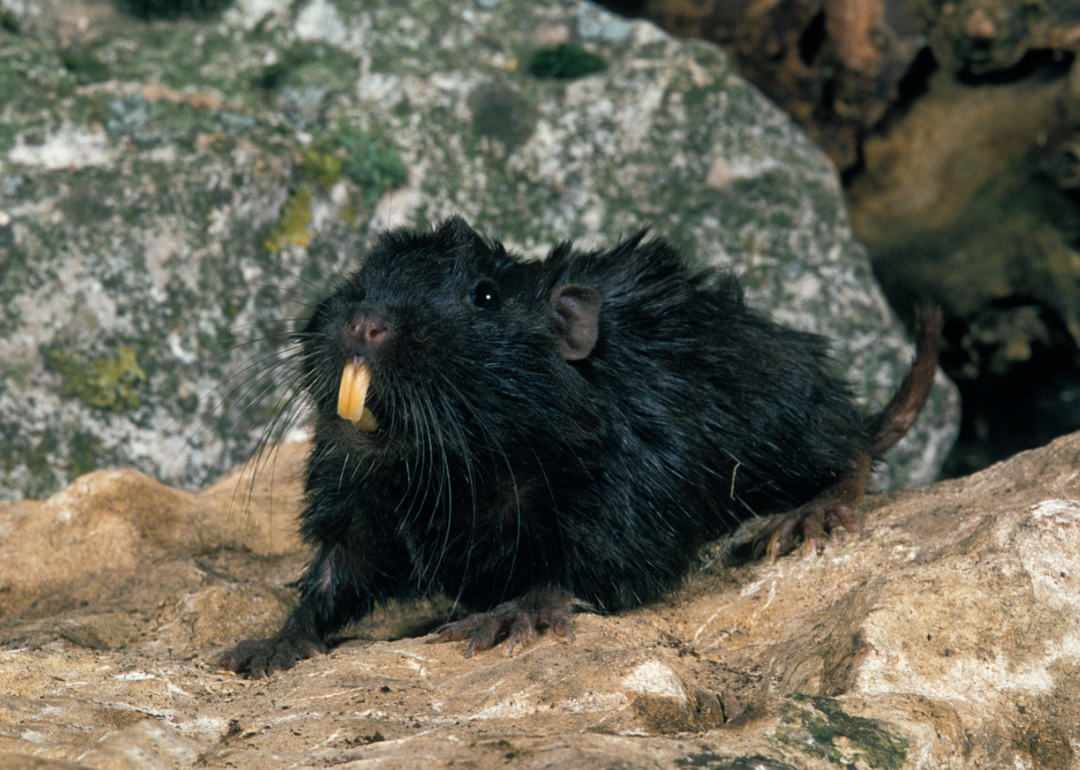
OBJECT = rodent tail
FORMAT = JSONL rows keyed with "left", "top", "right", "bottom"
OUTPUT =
{"left": 867, "top": 306, "right": 943, "bottom": 455}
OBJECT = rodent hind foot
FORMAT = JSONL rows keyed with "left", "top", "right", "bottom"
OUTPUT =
{"left": 429, "top": 588, "right": 587, "bottom": 658}
{"left": 755, "top": 453, "right": 872, "bottom": 560}
{"left": 217, "top": 632, "right": 328, "bottom": 679}
{"left": 754, "top": 501, "right": 861, "bottom": 561}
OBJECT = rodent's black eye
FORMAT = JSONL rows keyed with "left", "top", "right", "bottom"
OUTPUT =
{"left": 471, "top": 279, "right": 501, "bottom": 310}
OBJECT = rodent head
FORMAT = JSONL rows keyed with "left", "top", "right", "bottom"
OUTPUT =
{"left": 298, "top": 217, "right": 601, "bottom": 458}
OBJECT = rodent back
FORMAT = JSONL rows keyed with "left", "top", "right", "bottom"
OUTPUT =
{"left": 301, "top": 216, "right": 868, "bottom": 517}
{"left": 539, "top": 232, "right": 871, "bottom": 514}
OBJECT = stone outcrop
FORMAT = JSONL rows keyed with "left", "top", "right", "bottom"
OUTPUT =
{"left": 2, "top": 430, "right": 1080, "bottom": 768}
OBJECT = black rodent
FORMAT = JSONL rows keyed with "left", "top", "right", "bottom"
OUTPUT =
{"left": 219, "top": 216, "right": 940, "bottom": 676}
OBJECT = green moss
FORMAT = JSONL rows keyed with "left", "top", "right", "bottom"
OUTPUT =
{"left": 256, "top": 58, "right": 294, "bottom": 92}
{"left": 528, "top": 43, "right": 607, "bottom": 80}
{"left": 253, "top": 42, "right": 357, "bottom": 93}
{"left": 275, "top": 128, "right": 406, "bottom": 236}
{"left": 58, "top": 47, "right": 110, "bottom": 85}
{"left": 68, "top": 431, "right": 108, "bottom": 479}
{"left": 57, "top": 169, "right": 116, "bottom": 224}
{"left": 44, "top": 346, "right": 147, "bottom": 412}
{"left": 337, "top": 129, "right": 408, "bottom": 206}
{"left": 682, "top": 85, "right": 714, "bottom": 111}
{"left": 119, "top": 0, "right": 234, "bottom": 20}
{"left": 469, "top": 82, "right": 537, "bottom": 150}
{"left": 301, "top": 149, "right": 345, "bottom": 189}
{"left": 777, "top": 695, "right": 908, "bottom": 769}
{"left": 18, "top": 433, "right": 63, "bottom": 500}
{"left": 263, "top": 184, "right": 314, "bottom": 252}
{"left": 1, "top": 9, "right": 20, "bottom": 33}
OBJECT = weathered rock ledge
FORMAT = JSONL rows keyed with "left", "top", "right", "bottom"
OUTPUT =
{"left": 2, "top": 430, "right": 1079, "bottom": 769}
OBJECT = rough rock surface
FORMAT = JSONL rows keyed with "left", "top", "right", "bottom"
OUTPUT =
{"left": 3, "top": 430, "right": 1080, "bottom": 768}
{"left": 637, "top": 0, "right": 1080, "bottom": 169}
{"left": 632, "top": 0, "right": 1080, "bottom": 477}
{"left": 0, "top": 0, "right": 957, "bottom": 503}
{"left": 844, "top": 64, "right": 1080, "bottom": 474}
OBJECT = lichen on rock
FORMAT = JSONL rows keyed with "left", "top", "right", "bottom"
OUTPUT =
{"left": 43, "top": 345, "right": 147, "bottom": 411}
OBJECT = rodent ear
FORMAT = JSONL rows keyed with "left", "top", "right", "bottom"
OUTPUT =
{"left": 550, "top": 284, "right": 601, "bottom": 360}
{"left": 436, "top": 216, "right": 485, "bottom": 249}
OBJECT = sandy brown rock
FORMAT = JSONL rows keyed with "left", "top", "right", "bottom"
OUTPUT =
{"left": 4, "top": 432, "right": 1080, "bottom": 768}
{"left": 843, "top": 62, "right": 1080, "bottom": 475}
{"left": 640, "top": 0, "right": 1080, "bottom": 168}
{"left": 847, "top": 70, "right": 1070, "bottom": 319}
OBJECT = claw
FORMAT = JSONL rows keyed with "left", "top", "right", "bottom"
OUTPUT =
{"left": 218, "top": 633, "right": 327, "bottom": 678}
{"left": 756, "top": 499, "right": 863, "bottom": 561}
{"left": 429, "top": 588, "right": 585, "bottom": 657}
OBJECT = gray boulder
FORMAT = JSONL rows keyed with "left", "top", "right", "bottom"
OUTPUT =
{"left": 0, "top": 0, "right": 958, "bottom": 501}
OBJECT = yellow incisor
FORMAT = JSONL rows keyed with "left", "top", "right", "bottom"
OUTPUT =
{"left": 337, "top": 358, "right": 378, "bottom": 431}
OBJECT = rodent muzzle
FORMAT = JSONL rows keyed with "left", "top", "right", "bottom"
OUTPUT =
{"left": 337, "top": 311, "right": 386, "bottom": 432}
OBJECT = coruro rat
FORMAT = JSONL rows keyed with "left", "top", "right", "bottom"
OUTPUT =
{"left": 219, "top": 216, "right": 940, "bottom": 677}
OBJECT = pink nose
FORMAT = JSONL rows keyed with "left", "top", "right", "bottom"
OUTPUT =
{"left": 343, "top": 314, "right": 389, "bottom": 349}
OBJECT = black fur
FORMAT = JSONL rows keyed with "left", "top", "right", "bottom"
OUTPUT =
{"left": 220, "top": 216, "right": 911, "bottom": 676}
